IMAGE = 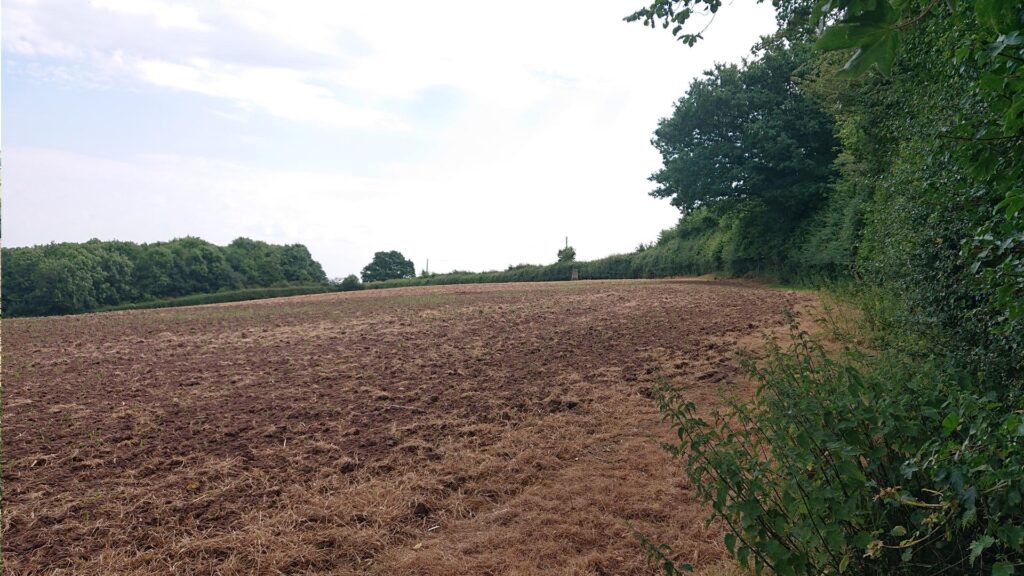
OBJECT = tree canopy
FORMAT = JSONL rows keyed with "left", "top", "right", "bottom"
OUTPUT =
{"left": 557, "top": 245, "right": 577, "bottom": 263}
{"left": 630, "top": 0, "right": 1024, "bottom": 323}
{"left": 1, "top": 237, "right": 328, "bottom": 316}
{"left": 337, "top": 274, "right": 362, "bottom": 291}
{"left": 650, "top": 42, "right": 837, "bottom": 218}
{"left": 361, "top": 251, "right": 415, "bottom": 283}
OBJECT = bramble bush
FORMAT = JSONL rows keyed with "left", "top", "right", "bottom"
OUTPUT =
{"left": 649, "top": 323, "right": 1024, "bottom": 575}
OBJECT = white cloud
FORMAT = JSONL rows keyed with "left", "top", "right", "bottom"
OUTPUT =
{"left": 4, "top": 0, "right": 777, "bottom": 127}
{"left": 4, "top": 1, "right": 780, "bottom": 275}
{"left": 3, "top": 1, "right": 82, "bottom": 58}
{"left": 135, "top": 57, "right": 406, "bottom": 130}
{"left": 91, "top": 0, "right": 210, "bottom": 31}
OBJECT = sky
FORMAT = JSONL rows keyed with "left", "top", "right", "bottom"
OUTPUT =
{"left": 2, "top": 1, "right": 778, "bottom": 278}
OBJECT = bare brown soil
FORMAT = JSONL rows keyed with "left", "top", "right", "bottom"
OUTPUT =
{"left": 2, "top": 279, "right": 814, "bottom": 575}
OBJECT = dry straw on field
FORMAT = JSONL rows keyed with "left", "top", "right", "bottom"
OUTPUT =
{"left": 3, "top": 279, "right": 811, "bottom": 575}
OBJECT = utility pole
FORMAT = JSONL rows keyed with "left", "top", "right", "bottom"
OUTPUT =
{"left": 565, "top": 236, "right": 568, "bottom": 249}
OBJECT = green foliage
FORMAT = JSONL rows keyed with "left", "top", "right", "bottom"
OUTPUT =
{"left": 337, "top": 274, "right": 362, "bottom": 291}
{"left": 650, "top": 40, "right": 837, "bottom": 218}
{"left": 804, "top": 0, "right": 1024, "bottom": 330}
{"left": 360, "top": 250, "right": 415, "bottom": 283}
{"left": 629, "top": 0, "right": 1024, "bottom": 333}
{"left": 788, "top": 185, "right": 869, "bottom": 281}
{"left": 627, "top": 29, "right": 847, "bottom": 283}
{"left": 625, "top": 0, "right": 726, "bottom": 47}
{"left": 627, "top": 1, "right": 1024, "bottom": 575}
{"left": 97, "top": 285, "right": 332, "bottom": 312}
{"left": 1, "top": 237, "right": 328, "bottom": 317}
{"left": 654, "top": 329, "right": 1024, "bottom": 575}
{"left": 557, "top": 245, "right": 577, "bottom": 263}
{"left": 225, "top": 238, "right": 327, "bottom": 287}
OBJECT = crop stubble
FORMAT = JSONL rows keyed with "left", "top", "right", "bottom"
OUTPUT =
{"left": 2, "top": 279, "right": 812, "bottom": 575}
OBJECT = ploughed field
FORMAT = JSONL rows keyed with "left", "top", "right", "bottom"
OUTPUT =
{"left": 2, "top": 279, "right": 812, "bottom": 575}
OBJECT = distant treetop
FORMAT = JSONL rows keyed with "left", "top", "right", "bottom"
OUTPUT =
{"left": 361, "top": 251, "right": 415, "bottom": 283}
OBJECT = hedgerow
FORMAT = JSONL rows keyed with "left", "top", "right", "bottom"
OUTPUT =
{"left": 626, "top": 1, "right": 1024, "bottom": 574}
{"left": 650, "top": 316, "right": 1023, "bottom": 575}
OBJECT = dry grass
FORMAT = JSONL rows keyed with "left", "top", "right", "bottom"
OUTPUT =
{"left": 2, "top": 279, "right": 815, "bottom": 575}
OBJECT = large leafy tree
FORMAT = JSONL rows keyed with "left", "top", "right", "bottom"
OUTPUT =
{"left": 557, "top": 245, "right": 577, "bottom": 263}
{"left": 630, "top": 0, "right": 1024, "bottom": 323}
{"left": 279, "top": 244, "right": 328, "bottom": 284}
{"left": 361, "top": 251, "right": 415, "bottom": 282}
{"left": 649, "top": 41, "right": 837, "bottom": 218}
{"left": 164, "top": 237, "right": 239, "bottom": 297}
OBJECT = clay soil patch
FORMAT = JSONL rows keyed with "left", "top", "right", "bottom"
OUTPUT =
{"left": 2, "top": 279, "right": 814, "bottom": 575}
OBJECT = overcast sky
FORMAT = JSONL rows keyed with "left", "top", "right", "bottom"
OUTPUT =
{"left": 2, "top": 1, "right": 777, "bottom": 278}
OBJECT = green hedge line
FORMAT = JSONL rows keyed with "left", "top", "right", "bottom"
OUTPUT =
{"left": 94, "top": 284, "right": 333, "bottom": 313}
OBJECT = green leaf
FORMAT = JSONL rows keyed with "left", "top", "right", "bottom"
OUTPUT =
{"left": 816, "top": 24, "right": 872, "bottom": 51}
{"left": 942, "top": 412, "right": 961, "bottom": 436}
{"left": 993, "top": 562, "right": 1015, "bottom": 576}
{"left": 840, "top": 30, "right": 900, "bottom": 76}
{"left": 853, "top": 531, "right": 873, "bottom": 548}
{"left": 737, "top": 545, "right": 751, "bottom": 568}
{"left": 980, "top": 72, "right": 1007, "bottom": 92}
{"left": 970, "top": 535, "right": 996, "bottom": 565}
{"left": 976, "top": 0, "right": 1020, "bottom": 33}
{"left": 972, "top": 149, "right": 999, "bottom": 179}
{"left": 995, "top": 190, "right": 1024, "bottom": 218}
{"left": 764, "top": 539, "right": 791, "bottom": 564}
{"left": 810, "top": 0, "right": 835, "bottom": 24}
{"left": 1005, "top": 96, "right": 1024, "bottom": 133}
